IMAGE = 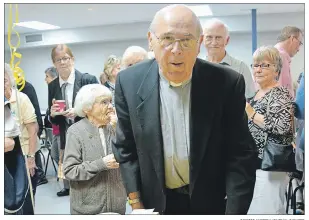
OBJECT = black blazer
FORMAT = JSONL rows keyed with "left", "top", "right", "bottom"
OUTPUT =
{"left": 18, "top": 81, "right": 43, "bottom": 137}
{"left": 112, "top": 58, "right": 257, "bottom": 214}
{"left": 48, "top": 70, "right": 98, "bottom": 149}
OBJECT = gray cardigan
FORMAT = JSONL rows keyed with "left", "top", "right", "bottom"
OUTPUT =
{"left": 63, "top": 118, "right": 126, "bottom": 215}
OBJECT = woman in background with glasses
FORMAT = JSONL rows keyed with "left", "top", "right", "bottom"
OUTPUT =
{"left": 246, "top": 46, "right": 294, "bottom": 214}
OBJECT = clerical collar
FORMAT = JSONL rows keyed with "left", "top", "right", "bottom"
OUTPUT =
{"left": 158, "top": 68, "right": 192, "bottom": 88}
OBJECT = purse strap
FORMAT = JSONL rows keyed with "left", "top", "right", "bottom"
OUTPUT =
{"left": 263, "top": 89, "right": 274, "bottom": 146}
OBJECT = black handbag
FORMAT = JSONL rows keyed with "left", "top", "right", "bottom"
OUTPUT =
{"left": 261, "top": 90, "right": 296, "bottom": 172}
{"left": 4, "top": 137, "right": 29, "bottom": 213}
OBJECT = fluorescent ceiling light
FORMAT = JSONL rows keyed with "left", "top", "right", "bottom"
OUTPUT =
{"left": 188, "top": 5, "right": 213, "bottom": 17}
{"left": 14, "top": 21, "right": 60, "bottom": 30}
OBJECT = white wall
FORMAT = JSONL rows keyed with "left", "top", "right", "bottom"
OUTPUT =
{"left": 5, "top": 39, "right": 149, "bottom": 110}
{"left": 5, "top": 12, "right": 304, "bottom": 50}
{"left": 5, "top": 32, "right": 304, "bottom": 110}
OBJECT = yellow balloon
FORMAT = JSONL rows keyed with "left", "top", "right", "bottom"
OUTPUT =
{"left": 7, "top": 4, "right": 25, "bottom": 91}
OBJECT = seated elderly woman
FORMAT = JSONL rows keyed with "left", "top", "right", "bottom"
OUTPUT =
{"left": 63, "top": 84, "right": 126, "bottom": 215}
{"left": 246, "top": 46, "right": 294, "bottom": 214}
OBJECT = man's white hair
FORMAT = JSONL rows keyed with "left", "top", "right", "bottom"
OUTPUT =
{"left": 122, "top": 46, "right": 148, "bottom": 68}
{"left": 123, "top": 46, "right": 148, "bottom": 60}
{"left": 74, "top": 84, "right": 112, "bottom": 118}
{"left": 203, "top": 18, "right": 230, "bottom": 37}
{"left": 4, "top": 63, "right": 16, "bottom": 88}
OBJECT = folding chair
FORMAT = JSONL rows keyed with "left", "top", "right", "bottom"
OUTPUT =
{"left": 42, "top": 128, "right": 58, "bottom": 177}
{"left": 286, "top": 172, "right": 304, "bottom": 214}
{"left": 292, "top": 182, "right": 304, "bottom": 214}
{"left": 286, "top": 176, "right": 294, "bottom": 214}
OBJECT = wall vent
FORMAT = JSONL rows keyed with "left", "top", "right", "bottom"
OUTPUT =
{"left": 25, "top": 34, "right": 43, "bottom": 43}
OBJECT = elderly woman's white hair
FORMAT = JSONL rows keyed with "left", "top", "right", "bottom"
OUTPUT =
{"left": 4, "top": 63, "right": 16, "bottom": 88}
{"left": 74, "top": 84, "right": 112, "bottom": 117}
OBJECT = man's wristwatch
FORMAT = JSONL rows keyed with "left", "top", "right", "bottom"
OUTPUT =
{"left": 128, "top": 192, "right": 141, "bottom": 205}
{"left": 26, "top": 154, "right": 35, "bottom": 158}
{"left": 128, "top": 198, "right": 141, "bottom": 205}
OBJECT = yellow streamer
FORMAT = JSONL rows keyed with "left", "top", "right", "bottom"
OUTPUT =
{"left": 6, "top": 4, "right": 35, "bottom": 214}
{"left": 7, "top": 4, "right": 25, "bottom": 91}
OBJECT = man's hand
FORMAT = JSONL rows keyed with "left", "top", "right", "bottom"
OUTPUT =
{"left": 128, "top": 192, "right": 144, "bottom": 210}
{"left": 131, "top": 202, "right": 145, "bottom": 210}
{"left": 27, "top": 157, "right": 37, "bottom": 177}
{"left": 103, "top": 154, "right": 119, "bottom": 169}
{"left": 5, "top": 137, "right": 15, "bottom": 153}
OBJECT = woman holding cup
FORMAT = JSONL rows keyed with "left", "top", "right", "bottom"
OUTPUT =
{"left": 48, "top": 44, "right": 98, "bottom": 197}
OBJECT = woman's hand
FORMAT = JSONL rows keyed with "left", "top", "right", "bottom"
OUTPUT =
{"left": 50, "top": 99, "right": 60, "bottom": 118}
{"left": 5, "top": 137, "right": 15, "bottom": 152}
{"left": 103, "top": 154, "right": 119, "bottom": 169}
{"left": 63, "top": 108, "right": 76, "bottom": 119}
{"left": 110, "top": 113, "right": 117, "bottom": 129}
{"left": 245, "top": 102, "right": 255, "bottom": 119}
{"left": 27, "top": 157, "right": 37, "bottom": 177}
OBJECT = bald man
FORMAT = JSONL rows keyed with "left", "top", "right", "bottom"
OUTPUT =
{"left": 122, "top": 46, "right": 148, "bottom": 68}
{"left": 113, "top": 5, "right": 256, "bottom": 215}
{"left": 203, "top": 19, "right": 256, "bottom": 99}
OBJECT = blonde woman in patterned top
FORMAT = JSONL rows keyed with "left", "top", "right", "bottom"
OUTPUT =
{"left": 101, "top": 55, "right": 121, "bottom": 107}
{"left": 63, "top": 84, "right": 126, "bottom": 214}
{"left": 246, "top": 46, "right": 294, "bottom": 214}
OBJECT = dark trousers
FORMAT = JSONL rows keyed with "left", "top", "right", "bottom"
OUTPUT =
{"left": 22, "top": 169, "right": 38, "bottom": 215}
{"left": 22, "top": 153, "right": 39, "bottom": 215}
{"left": 35, "top": 151, "right": 46, "bottom": 180}
{"left": 165, "top": 186, "right": 191, "bottom": 215}
{"left": 20, "top": 189, "right": 35, "bottom": 215}
{"left": 164, "top": 187, "right": 226, "bottom": 215}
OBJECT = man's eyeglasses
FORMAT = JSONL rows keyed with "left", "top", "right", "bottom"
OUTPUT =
{"left": 290, "top": 36, "right": 303, "bottom": 46}
{"left": 152, "top": 32, "right": 199, "bottom": 50}
{"left": 294, "top": 37, "right": 303, "bottom": 46}
{"left": 55, "top": 57, "right": 71, "bottom": 63}
{"left": 251, "top": 63, "right": 276, "bottom": 69}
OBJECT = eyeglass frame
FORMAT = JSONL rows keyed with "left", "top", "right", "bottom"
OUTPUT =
{"left": 250, "top": 63, "right": 276, "bottom": 69}
{"left": 290, "top": 35, "right": 303, "bottom": 46}
{"left": 151, "top": 32, "right": 200, "bottom": 50}
{"left": 55, "top": 56, "right": 72, "bottom": 64}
